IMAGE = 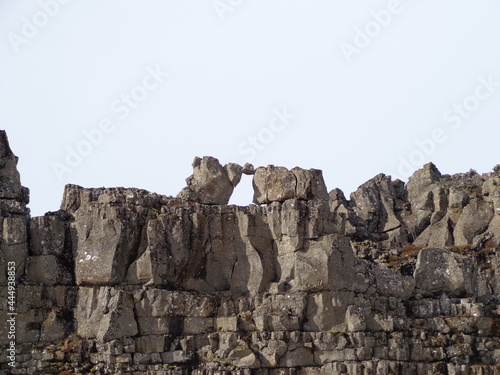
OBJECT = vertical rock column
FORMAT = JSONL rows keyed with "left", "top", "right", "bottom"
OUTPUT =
{"left": 0, "top": 130, "right": 30, "bottom": 281}
{"left": 0, "top": 130, "right": 30, "bottom": 348}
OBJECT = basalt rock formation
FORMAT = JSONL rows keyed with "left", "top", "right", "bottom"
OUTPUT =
{"left": 0, "top": 131, "right": 499, "bottom": 375}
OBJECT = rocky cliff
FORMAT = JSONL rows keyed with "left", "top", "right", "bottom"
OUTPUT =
{"left": 0, "top": 130, "right": 499, "bottom": 375}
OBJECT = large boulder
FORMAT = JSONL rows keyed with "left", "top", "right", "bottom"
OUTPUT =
{"left": 177, "top": 156, "right": 241, "bottom": 205}
{"left": 349, "top": 173, "right": 406, "bottom": 246}
{"left": 76, "top": 287, "right": 138, "bottom": 340}
{"left": 453, "top": 198, "right": 494, "bottom": 246}
{"left": 413, "top": 247, "right": 478, "bottom": 297}
{"left": 405, "top": 163, "right": 447, "bottom": 239}
{"left": 253, "top": 166, "right": 296, "bottom": 204}
{"left": 252, "top": 165, "right": 328, "bottom": 204}
{"left": 293, "top": 235, "right": 372, "bottom": 293}
{"left": 413, "top": 215, "right": 454, "bottom": 248}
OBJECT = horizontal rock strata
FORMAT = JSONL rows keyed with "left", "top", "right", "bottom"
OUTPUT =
{"left": 0, "top": 134, "right": 499, "bottom": 374}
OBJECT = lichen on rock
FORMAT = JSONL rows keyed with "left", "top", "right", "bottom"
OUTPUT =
{"left": 1, "top": 130, "right": 499, "bottom": 374}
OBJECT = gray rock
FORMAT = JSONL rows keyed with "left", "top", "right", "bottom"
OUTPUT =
{"left": 242, "top": 162, "right": 255, "bottom": 175}
{"left": 373, "top": 264, "right": 415, "bottom": 298}
{"left": 413, "top": 215, "right": 454, "bottom": 248}
{"left": 253, "top": 165, "right": 296, "bottom": 204}
{"left": 350, "top": 173, "right": 403, "bottom": 234}
{"left": 29, "top": 213, "right": 67, "bottom": 256}
{"left": 1, "top": 217, "right": 29, "bottom": 281}
{"left": 413, "top": 247, "right": 478, "bottom": 297}
{"left": 1, "top": 131, "right": 500, "bottom": 374}
{"left": 405, "top": 163, "right": 446, "bottom": 239}
{"left": 304, "top": 291, "right": 353, "bottom": 332}
{"left": 293, "top": 235, "right": 372, "bottom": 293}
{"left": 291, "top": 167, "right": 329, "bottom": 201}
{"left": 178, "top": 156, "right": 237, "bottom": 204}
{"left": 253, "top": 165, "right": 329, "bottom": 204}
{"left": 345, "top": 305, "right": 367, "bottom": 332}
{"left": 454, "top": 198, "right": 494, "bottom": 246}
{"left": 224, "top": 162, "right": 243, "bottom": 186}
{"left": 40, "top": 308, "right": 73, "bottom": 343}
{"left": 0, "top": 130, "right": 30, "bottom": 205}
{"left": 25, "top": 255, "right": 72, "bottom": 285}
{"left": 63, "top": 186, "right": 162, "bottom": 286}
{"left": 76, "top": 287, "right": 138, "bottom": 340}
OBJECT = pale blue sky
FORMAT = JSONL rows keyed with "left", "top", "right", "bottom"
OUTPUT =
{"left": 1, "top": 1, "right": 500, "bottom": 216}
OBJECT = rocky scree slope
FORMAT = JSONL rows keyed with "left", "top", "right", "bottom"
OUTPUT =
{"left": 0, "top": 131, "right": 499, "bottom": 374}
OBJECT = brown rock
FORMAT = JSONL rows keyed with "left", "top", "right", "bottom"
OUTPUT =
{"left": 242, "top": 162, "right": 255, "bottom": 175}
{"left": 253, "top": 165, "right": 296, "bottom": 204}
{"left": 292, "top": 167, "right": 329, "bottom": 201}
{"left": 253, "top": 165, "right": 329, "bottom": 204}
{"left": 178, "top": 156, "right": 237, "bottom": 204}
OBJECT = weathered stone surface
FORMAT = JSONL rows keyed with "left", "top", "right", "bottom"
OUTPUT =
{"left": 40, "top": 307, "right": 73, "bottom": 342}
{"left": 303, "top": 291, "right": 353, "bottom": 332}
{"left": 345, "top": 305, "right": 367, "bottom": 332}
{"left": 0, "top": 130, "right": 30, "bottom": 205}
{"left": 1, "top": 216, "right": 29, "bottom": 280}
{"left": 29, "top": 212, "right": 68, "bottom": 256}
{"left": 25, "top": 255, "right": 72, "bottom": 285}
{"left": 414, "top": 215, "right": 454, "bottom": 247}
{"left": 66, "top": 186, "right": 156, "bottom": 286}
{"left": 253, "top": 166, "right": 296, "bottom": 204}
{"left": 178, "top": 156, "right": 238, "bottom": 204}
{"left": 1, "top": 132, "right": 500, "bottom": 374}
{"left": 75, "top": 287, "right": 138, "bottom": 340}
{"left": 405, "top": 163, "right": 445, "bottom": 238}
{"left": 373, "top": 264, "right": 415, "bottom": 298}
{"left": 291, "top": 167, "right": 329, "bottom": 201}
{"left": 414, "top": 247, "right": 478, "bottom": 297}
{"left": 225, "top": 162, "right": 243, "bottom": 187}
{"left": 454, "top": 198, "right": 494, "bottom": 246}
{"left": 253, "top": 165, "right": 329, "bottom": 204}
{"left": 294, "top": 235, "right": 372, "bottom": 293}
{"left": 242, "top": 162, "right": 255, "bottom": 175}
{"left": 350, "top": 174, "right": 401, "bottom": 234}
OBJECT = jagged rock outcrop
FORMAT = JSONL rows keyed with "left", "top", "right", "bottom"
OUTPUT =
{"left": 252, "top": 165, "right": 329, "bottom": 204}
{"left": 0, "top": 131, "right": 30, "bottom": 290}
{"left": 414, "top": 247, "right": 478, "bottom": 297}
{"left": 177, "top": 156, "right": 242, "bottom": 205}
{"left": 0, "top": 132, "right": 499, "bottom": 375}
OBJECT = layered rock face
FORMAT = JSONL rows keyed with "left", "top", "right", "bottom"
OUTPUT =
{"left": 0, "top": 142, "right": 500, "bottom": 375}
